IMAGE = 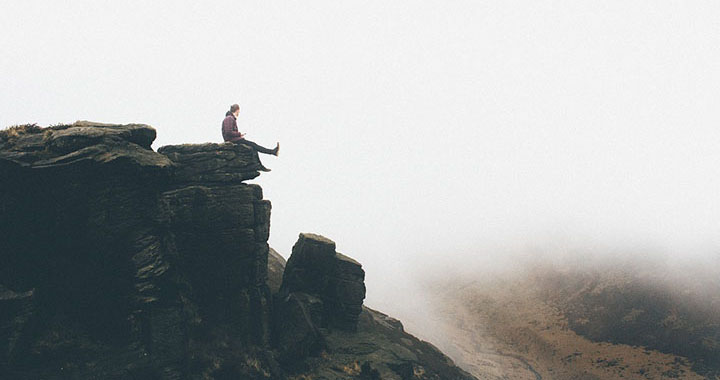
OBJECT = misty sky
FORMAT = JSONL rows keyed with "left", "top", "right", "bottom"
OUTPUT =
{"left": 2, "top": 1, "right": 720, "bottom": 314}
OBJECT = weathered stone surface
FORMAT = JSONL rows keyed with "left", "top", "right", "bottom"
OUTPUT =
{"left": 155, "top": 185, "right": 261, "bottom": 229}
{"left": 272, "top": 233, "right": 367, "bottom": 371}
{"left": 158, "top": 142, "right": 262, "bottom": 184}
{"left": 0, "top": 121, "right": 172, "bottom": 174}
{"left": 273, "top": 292, "right": 326, "bottom": 370}
{"left": 279, "top": 233, "right": 366, "bottom": 333}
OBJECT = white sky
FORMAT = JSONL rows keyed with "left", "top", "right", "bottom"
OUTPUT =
{"left": 2, "top": 1, "right": 720, "bottom": 316}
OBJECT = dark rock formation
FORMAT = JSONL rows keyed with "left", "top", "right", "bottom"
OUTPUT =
{"left": 273, "top": 233, "right": 367, "bottom": 370}
{"left": 152, "top": 143, "right": 275, "bottom": 376}
{"left": 157, "top": 142, "right": 264, "bottom": 183}
{"left": 267, "top": 241, "right": 477, "bottom": 380}
{"left": 0, "top": 122, "right": 276, "bottom": 378}
{"left": 279, "top": 233, "right": 366, "bottom": 332}
{"left": 0, "top": 122, "right": 476, "bottom": 380}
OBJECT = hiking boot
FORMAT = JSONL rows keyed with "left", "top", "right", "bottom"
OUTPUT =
{"left": 273, "top": 142, "right": 280, "bottom": 157}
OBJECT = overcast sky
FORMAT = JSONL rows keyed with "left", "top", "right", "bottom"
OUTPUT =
{"left": 2, "top": 1, "right": 720, "bottom": 316}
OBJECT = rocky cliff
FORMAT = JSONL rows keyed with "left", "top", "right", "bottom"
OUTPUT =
{"left": 0, "top": 122, "right": 474, "bottom": 380}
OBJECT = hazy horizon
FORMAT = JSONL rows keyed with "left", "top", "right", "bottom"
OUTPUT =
{"left": 2, "top": 1, "right": 719, "bottom": 321}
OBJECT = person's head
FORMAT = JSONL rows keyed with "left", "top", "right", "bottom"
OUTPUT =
{"left": 230, "top": 104, "right": 240, "bottom": 117}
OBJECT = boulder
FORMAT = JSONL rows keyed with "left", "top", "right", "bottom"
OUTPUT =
{"left": 279, "top": 233, "right": 366, "bottom": 332}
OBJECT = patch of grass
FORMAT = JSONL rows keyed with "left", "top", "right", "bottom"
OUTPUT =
{"left": 0, "top": 123, "right": 43, "bottom": 141}
{"left": 342, "top": 361, "right": 361, "bottom": 375}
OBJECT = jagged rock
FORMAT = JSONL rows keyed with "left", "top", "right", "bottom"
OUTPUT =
{"left": 279, "top": 233, "right": 366, "bottom": 332}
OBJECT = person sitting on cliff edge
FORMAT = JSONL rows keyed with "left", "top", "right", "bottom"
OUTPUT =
{"left": 222, "top": 103, "right": 279, "bottom": 172}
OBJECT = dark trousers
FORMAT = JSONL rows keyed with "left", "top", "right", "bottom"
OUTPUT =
{"left": 234, "top": 139, "right": 275, "bottom": 155}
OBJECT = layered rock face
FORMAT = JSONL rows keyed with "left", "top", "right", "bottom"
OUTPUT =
{"left": 158, "top": 142, "right": 267, "bottom": 183}
{"left": 155, "top": 143, "right": 273, "bottom": 348}
{"left": 0, "top": 122, "right": 274, "bottom": 378}
{"left": 273, "top": 233, "right": 366, "bottom": 368}
{"left": 279, "top": 233, "right": 366, "bottom": 332}
{"left": 0, "top": 122, "right": 476, "bottom": 380}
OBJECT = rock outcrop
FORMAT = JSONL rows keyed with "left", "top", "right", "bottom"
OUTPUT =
{"left": 0, "top": 122, "right": 475, "bottom": 379}
{"left": 279, "top": 233, "right": 366, "bottom": 332}
{"left": 158, "top": 142, "right": 265, "bottom": 183}
{"left": 268, "top": 238, "right": 476, "bottom": 380}
{"left": 0, "top": 122, "right": 274, "bottom": 378}
{"left": 273, "top": 233, "right": 366, "bottom": 370}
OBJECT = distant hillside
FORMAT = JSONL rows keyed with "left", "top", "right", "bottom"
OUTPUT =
{"left": 420, "top": 257, "right": 720, "bottom": 379}
{"left": 533, "top": 260, "right": 720, "bottom": 377}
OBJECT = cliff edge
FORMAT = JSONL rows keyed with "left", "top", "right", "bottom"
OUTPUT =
{"left": 0, "top": 122, "right": 474, "bottom": 380}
